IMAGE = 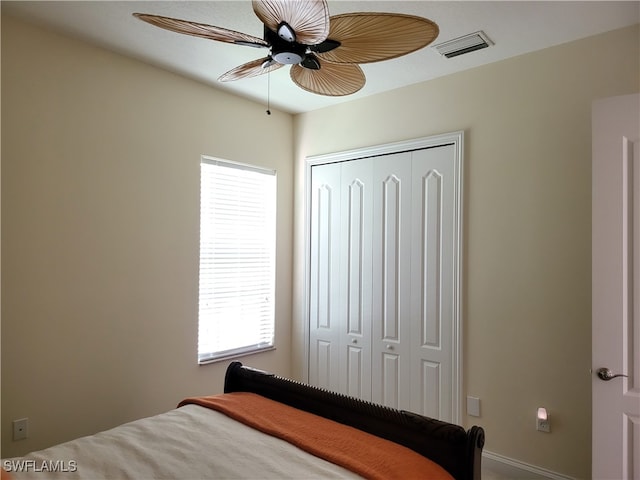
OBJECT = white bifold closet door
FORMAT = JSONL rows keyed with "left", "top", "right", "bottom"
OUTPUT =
{"left": 308, "top": 138, "right": 460, "bottom": 422}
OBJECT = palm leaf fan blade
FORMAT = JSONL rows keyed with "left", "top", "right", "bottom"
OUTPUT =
{"left": 290, "top": 62, "right": 365, "bottom": 96}
{"left": 252, "top": 0, "right": 329, "bottom": 45}
{"left": 318, "top": 13, "right": 438, "bottom": 64}
{"left": 133, "top": 13, "right": 269, "bottom": 46}
{"left": 219, "top": 57, "right": 283, "bottom": 82}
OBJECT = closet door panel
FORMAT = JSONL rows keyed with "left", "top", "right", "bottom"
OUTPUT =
{"left": 382, "top": 352, "right": 401, "bottom": 408}
{"left": 314, "top": 340, "right": 333, "bottom": 388}
{"left": 420, "top": 360, "right": 441, "bottom": 419}
{"left": 346, "top": 345, "right": 365, "bottom": 398}
{"left": 371, "top": 153, "right": 412, "bottom": 410}
{"left": 309, "top": 163, "right": 342, "bottom": 392}
{"left": 420, "top": 169, "right": 444, "bottom": 347}
{"left": 340, "top": 159, "right": 372, "bottom": 399}
{"left": 381, "top": 174, "right": 401, "bottom": 341}
{"left": 410, "top": 144, "right": 457, "bottom": 421}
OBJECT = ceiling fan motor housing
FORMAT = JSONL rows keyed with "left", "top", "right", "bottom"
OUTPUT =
{"left": 272, "top": 45, "right": 306, "bottom": 64}
{"left": 266, "top": 26, "right": 307, "bottom": 65}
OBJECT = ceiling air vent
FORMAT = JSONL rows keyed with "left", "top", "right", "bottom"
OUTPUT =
{"left": 433, "top": 31, "right": 493, "bottom": 58}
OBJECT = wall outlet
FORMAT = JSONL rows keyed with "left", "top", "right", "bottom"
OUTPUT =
{"left": 536, "top": 412, "right": 551, "bottom": 433}
{"left": 13, "top": 418, "right": 28, "bottom": 441}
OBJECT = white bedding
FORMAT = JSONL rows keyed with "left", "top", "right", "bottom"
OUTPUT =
{"left": 4, "top": 404, "right": 362, "bottom": 480}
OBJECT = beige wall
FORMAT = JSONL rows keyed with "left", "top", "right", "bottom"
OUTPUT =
{"left": 1, "top": 16, "right": 293, "bottom": 458}
{"left": 3, "top": 9, "right": 640, "bottom": 479}
{"left": 291, "top": 25, "right": 639, "bottom": 479}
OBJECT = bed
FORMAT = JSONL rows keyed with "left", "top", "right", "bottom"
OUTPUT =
{"left": 3, "top": 362, "right": 485, "bottom": 480}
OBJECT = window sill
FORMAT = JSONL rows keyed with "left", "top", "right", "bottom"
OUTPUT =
{"left": 198, "top": 346, "right": 276, "bottom": 365}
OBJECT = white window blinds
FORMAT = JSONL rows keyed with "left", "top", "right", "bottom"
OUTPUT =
{"left": 198, "top": 157, "right": 276, "bottom": 364}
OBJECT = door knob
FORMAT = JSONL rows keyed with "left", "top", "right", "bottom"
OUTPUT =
{"left": 596, "top": 367, "right": 628, "bottom": 381}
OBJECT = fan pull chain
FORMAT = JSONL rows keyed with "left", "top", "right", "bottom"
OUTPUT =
{"left": 266, "top": 70, "right": 271, "bottom": 115}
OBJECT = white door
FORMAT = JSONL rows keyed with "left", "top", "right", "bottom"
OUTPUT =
{"left": 307, "top": 133, "right": 463, "bottom": 421}
{"left": 592, "top": 93, "right": 640, "bottom": 479}
{"left": 410, "top": 144, "right": 458, "bottom": 421}
{"left": 308, "top": 158, "right": 373, "bottom": 396}
{"left": 371, "top": 152, "right": 413, "bottom": 410}
{"left": 308, "top": 162, "right": 342, "bottom": 391}
{"left": 339, "top": 158, "right": 373, "bottom": 400}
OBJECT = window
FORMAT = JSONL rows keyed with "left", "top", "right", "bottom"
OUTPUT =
{"left": 198, "top": 157, "right": 276, "bottom": 364}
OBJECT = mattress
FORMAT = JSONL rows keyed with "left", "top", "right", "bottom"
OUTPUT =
{"left": 4, "top": 404, "right": 361, "bottom": 480}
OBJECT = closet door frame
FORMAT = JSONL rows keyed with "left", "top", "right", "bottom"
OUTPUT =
{"left": 303, "top": 131, "right": 464, "bottom": 423}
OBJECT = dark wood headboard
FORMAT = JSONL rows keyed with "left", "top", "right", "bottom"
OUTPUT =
{"left": 224, "top": 362, "right": 485, "bottom": 480}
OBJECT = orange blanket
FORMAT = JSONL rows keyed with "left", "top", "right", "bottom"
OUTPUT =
{"left": 179, "top": 392, "right": 453, "bottom": 480}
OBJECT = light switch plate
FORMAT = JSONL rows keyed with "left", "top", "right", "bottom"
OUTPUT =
{"left": 467, "top": 396, "right": 481, "bottom": 417}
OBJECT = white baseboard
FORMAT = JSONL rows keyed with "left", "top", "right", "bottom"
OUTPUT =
{"left": 482, "top": 451, "right": 576, "bottom": 480}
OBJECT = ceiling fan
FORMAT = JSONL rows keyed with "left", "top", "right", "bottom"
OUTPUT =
{"left": 134, "top": 0, "right": 439, "bottom": 97}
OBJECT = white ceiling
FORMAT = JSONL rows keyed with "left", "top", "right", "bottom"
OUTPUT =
{"left": 3, "top": 1, "right": 639, "bottom": 114}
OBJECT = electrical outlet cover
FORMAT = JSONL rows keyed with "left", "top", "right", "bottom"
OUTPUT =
{"left": 536, "top": 417, "right": 551, "bottom": 433}
{"left": 13, "top": 418, "right": 28, "bottom": 440}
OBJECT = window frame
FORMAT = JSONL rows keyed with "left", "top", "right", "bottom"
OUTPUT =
{"left": 197, "top": 156, "right": 277, "bottom": 365}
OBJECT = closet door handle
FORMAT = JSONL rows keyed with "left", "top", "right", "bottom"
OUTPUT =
{"left": 596, "top": 367, "right": 628, "bottom": 381}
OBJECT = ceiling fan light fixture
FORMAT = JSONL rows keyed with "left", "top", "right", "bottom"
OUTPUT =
{"left": 277, "top": 22, "right": 296, "bottom": 42}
